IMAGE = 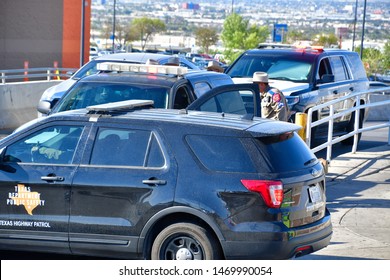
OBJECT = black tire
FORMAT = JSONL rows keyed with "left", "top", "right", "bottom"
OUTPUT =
{"left": 342, "top": 109, "right": 364, "bottom": 145}
{"left": 151, "top": 222, "right": 221, "bottom": 260}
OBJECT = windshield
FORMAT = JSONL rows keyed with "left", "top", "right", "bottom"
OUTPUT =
{"left": 52, "top": 82, "right": 170, "bottom": 113}
{"left": 73, "top": 60, "right": 100, "bottom": 79}
{"left": 227, "top": 54, "right": 313, "bottom": 83}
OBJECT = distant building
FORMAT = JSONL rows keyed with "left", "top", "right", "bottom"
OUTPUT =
{"left": 0, "top": 0, "right": 91, "bottom": 69}
{"left": 182, "top": 2, "right": 200, "bottom": 10}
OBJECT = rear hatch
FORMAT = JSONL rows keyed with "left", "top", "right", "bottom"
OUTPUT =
{"left": 246, "top": 123, "right": 327, "bottom": 228}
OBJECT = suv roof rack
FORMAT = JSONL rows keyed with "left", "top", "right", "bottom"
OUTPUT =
{"left": 97, "top": 62, "right": 188, "bottom": 76}
{"left": 86, "top": 100, "right": 154, "bottom": 114}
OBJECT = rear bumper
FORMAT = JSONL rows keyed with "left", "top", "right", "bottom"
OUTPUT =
{"left": 221, "top": 211, "right": 332, "bottom": 260}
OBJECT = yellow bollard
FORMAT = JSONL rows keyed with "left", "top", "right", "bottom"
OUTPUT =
{"left": 295, "top": 112, "right": 307, "bottom": 141}
{"left": 53, "top": 61, "right": 60, "bottom": 80}
{"left": 55, "top": 69, "right": 60, "bottom": 80}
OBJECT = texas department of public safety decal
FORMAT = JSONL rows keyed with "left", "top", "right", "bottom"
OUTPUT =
{"left": 1, "top": 184, "right": 50, "bottom": 228}
{"left": 6, "top": 184, "right": 45, "bottom": 215}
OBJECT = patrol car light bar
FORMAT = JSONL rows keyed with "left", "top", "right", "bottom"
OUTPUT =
{"left": 86, "top": 99, "right": 154, "bottom": 113}
{"left": 97, "top": 62, "right": 188, "bottom": 75}
{"left": 293, "top": 45, "right": 324, "bottom": 52}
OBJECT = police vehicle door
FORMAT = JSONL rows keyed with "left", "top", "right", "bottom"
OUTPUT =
{"left": 316, "top": 56, "right": 353, "bottom": 126}
{"left": 69, "top": 123, "right": 178, "bottom": 256}
{"left": 0, "top": 123, "right": 85, "bottom": 250}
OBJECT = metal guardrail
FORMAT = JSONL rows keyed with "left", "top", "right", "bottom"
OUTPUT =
{"left": 306, "top": 87, "right": 390, "bottom": 162}
{"left": 0, "top": 67, "right": 78, "bottom": 84}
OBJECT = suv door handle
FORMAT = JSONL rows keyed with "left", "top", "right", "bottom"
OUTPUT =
{"left": 333, "top": 90, "right": 338, "bottom": 94}
{"left": 142, "top": 178, "right": 167, "bottom": 186}
{"left": 41, "top": 175, "right": 64, "bottom": 182}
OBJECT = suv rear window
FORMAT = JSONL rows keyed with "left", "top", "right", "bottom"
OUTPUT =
{"left": 255, "top": 132, "right": 317, "bottom": 172}
{"left": 186, "top": 135, "right": 256, "bottom": 173}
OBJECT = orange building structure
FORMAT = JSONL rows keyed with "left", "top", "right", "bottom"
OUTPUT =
{"left": 0, "top": 0, "right": 91, "bottom": 69}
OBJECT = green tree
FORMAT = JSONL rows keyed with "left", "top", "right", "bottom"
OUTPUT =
{"left": 382, "top": 41, "right": 390, "bottom": 71}
{"left": 195, "top": 27, "right": 219, "bottom": 54}
{"left": 355, "top": 46, "right": 384, "bottom": 78}
{"left": 313, "top": 33, "right": 339, "bottom": 48}
{"left": 286, "top": 30, "right": 310, "bottom": 44}
{"left": 130, "top": 17, "right": 166, "bottom": 51}
{"left": 221, "top": 13, "right": 269, "bottom": 63}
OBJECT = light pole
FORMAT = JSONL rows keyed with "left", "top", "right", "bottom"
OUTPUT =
{"left": 352, "top": 0, "right": 358, "bottom": 51}
{"left": 112, "top": 0, "right": 116, "bottom": 52}
{"left": 360, "top": 0, "right": 367, "bottom": 59}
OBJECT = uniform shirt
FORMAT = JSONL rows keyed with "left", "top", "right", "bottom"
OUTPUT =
{"left": 260, "top": 86, "right": 289, "bottom": 121}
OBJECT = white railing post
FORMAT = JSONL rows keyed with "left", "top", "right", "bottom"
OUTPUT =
{"left": 352, "top": 95, "right": 361, "bottom": 153}
{"left": 306, "top": 108, "right": 313, "bottom": 148}
{"left": 1, "top": 72, "right": 5, "bottom": 84}
{"left": 326, "top": 105, "right": 334, "bottom": 162}
{"left": 388, "top": 124, "right": 390, "bottom": 146}
{"left": 306, "top": 88, "right": 390, "bottom": 164}
{"left": 47, "top": 70, "right": 51, "bottom": 81}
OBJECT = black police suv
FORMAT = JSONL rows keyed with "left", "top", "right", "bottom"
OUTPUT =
{"left": 38, "top": 53, "right": 200, "bottom": 113}
{"left": 0, "top": 100, "right": 332, "bottom": 260}
{"left": 37, "top": 62, "right": 234, "bottom": 116}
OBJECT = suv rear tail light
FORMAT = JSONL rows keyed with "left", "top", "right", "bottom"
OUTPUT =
{"left": 241, "top": 180, "right": 284, "bottom": 208}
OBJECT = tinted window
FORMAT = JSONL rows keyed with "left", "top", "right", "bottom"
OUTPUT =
{"left": 186, "top": 135, "right": 256, "bottom": 173}
{"left": 345, "top": 53, "right": 368, "bottom": 80}
{"left": 329, "top": 56, "right": 349, "bottom": 82}
{"left": 90, "top": 128, "right": 164, "bottom": 167}
{"left": 196, "top": 90, "right": 248, "bottom": 115}
{"left": 317, "top": 58, "right": 332, "bottom": 80}
{"left": 3, "top": 125, "right": 83, "bottom": 164}
{"left": 255, "top": 132, "right": 316, "bottom": 172}
{"left": 173, "top": 87, "right": 190, "bottom": 109}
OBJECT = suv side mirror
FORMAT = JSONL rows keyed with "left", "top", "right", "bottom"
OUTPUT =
{"left": 37, "top": 100, "right": 52, "bottom": 114}
{"left": 319, "top": 74, "right": 335, "bottom": 84}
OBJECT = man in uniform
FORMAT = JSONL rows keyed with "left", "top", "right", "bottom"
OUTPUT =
{"left": 252, "top": 71, "right": 289, "bottom": 121}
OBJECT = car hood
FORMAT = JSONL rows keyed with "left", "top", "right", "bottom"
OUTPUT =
{"left": 232, "top": 77, "right": 310, "bottom": 96}
{"left": 40, "top": 78, "right": 77, "bottom": 101}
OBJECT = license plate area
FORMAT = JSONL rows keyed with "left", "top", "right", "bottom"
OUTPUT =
{"left": 308, "top": 185, "right": 323, "bottom": 204}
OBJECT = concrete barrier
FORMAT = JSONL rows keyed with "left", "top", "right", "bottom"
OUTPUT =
{"left": 0, "top": 81, "right": 61, "bottom": 129}
{"left": 0, "top": 81, "right": 388, "bottom": 130}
